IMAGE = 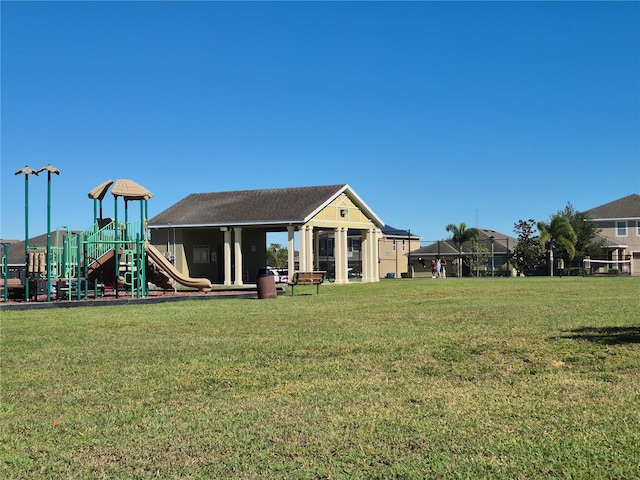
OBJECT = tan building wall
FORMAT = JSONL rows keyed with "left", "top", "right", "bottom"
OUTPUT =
{"left": 595, "top": 220, "right": 640, "bottom": 275}
{"left": 378, "top": 235, "right": 421, "bottom": 278}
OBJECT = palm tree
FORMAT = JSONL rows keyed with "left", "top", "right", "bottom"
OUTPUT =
{"left": 537, "top": 214, "right": 577, "bottom": 277}
{"left": 445, "top": 222, "right": 480, "bottom": 277}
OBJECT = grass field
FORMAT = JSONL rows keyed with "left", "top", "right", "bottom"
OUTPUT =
{"left": 2, "top": 277, "right": 639, "bottom": 479}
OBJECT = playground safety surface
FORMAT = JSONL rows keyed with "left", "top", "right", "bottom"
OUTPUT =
{"left": 0, "top": 285, "right": 286, "bottom": 311}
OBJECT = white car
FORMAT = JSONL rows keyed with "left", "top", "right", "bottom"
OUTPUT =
{"left": 276, "top": 269, "right": 288, "bottom": 284}
{"left": 266, "top": 267, "right": 281, "bottom": 283}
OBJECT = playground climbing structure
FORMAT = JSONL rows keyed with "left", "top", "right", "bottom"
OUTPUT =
{"left": 3, "top": 178, "right": 212, "bottom": 303}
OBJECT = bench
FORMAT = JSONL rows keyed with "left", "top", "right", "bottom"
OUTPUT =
{"left": 287, "top": 271, "right": 326, "bottom": 296}
{"left": 0, "top": 278, "right": 24, "bottom": 299}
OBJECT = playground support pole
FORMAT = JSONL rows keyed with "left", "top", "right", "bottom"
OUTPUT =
{"left": 140, "top": 201, "right": 147, "bottom": 297}
{"left": 47, "top": 169, "right": 52, "bottom": 301}
{"left": 77, "top": 235, "right": 82, "bottom": 301}
{"left": 135, "top": 234, "right": 141, "bottom": 298}
{"left": 37, "top": 165, "right": 60, "bottom": 302}
{"left": 61, "top": 234, "right": 67, "bottom": 300}
{"left": 3, "top": 243, "right": 8, "bottom": 303}
{"left": 15, "top": 166, "right": 39, "bottom": 302}
{"left": 114, "top": 196, "right": 119, "bottom": 299}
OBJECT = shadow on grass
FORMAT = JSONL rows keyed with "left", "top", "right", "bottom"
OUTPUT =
{"left": 562, "top": 326, "right": 640, "bottom": 345}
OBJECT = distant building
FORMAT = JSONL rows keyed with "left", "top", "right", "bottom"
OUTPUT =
{"left": 149, "top": 184, "right": 384, "bottom": 284}
{"left": 409, "top": 229, "right": 517, "bottom": 277}
{"left": 377, "top": 226, "right": 421, "bottom": 279}
{"left": 583, "top": 194, "right": 640, "bottom": 276}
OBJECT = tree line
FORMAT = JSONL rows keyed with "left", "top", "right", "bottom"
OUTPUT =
{"left": 511, "top": 203, "right": 602, "bottom": 276}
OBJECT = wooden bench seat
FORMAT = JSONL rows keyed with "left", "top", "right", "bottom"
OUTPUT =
{"left": 287, "top": 271, "right": 326, "bottom": 296}
{"left": 1, "top": 278, "right": 24, "bottom": 299}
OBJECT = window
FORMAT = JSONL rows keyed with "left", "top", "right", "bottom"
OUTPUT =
{"left": 402, "top": 240, "right": 406, "bottom": 251}
{"left": 616, "top": 221, "right": 627, "bottom": 237}
{"left": 348, "top": 237, "right": 360, "bottom": 252}
{"left": 392, "top": 240, "right": 396, "bottom": 251}
{"left": 637, "top": 221, "right": 640, "bottom": 237}
{"left": 193, "top": 245, "right": 210, "bottom": 263}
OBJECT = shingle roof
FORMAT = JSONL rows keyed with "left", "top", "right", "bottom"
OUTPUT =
{"left": 148, "top": 184, "right": 354, "bottom": 227}
{"left": 5, "top": 231, "right": 81, "bottom": 265}
{"left": 411, "top": 228, "right": 517, "bottom": 256}
{"left": 411, "top": 240, "right": 459, "bottom": 256}
{"left": 584, "top": 194, "right": 640, "bottom": 220}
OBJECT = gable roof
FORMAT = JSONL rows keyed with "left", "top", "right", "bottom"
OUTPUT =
{"left": 583, "top": 194, "right": 640, "bottom": 220}
{"left": 148, "top": 184, "right": 383, "bottom": 228}
{"left": 410, "top": 228, "right": 517, "bottom": 256}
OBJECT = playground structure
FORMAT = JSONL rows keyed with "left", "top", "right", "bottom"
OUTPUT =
{"left": 2, "top": 176, "right": 212, "bottom": 303}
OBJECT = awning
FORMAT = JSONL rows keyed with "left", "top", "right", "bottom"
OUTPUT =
{"left": 111, "top": 179, "right": 153, "bottom": 201}
{"left": 87, "top": 179, "right": 114, "bottom": 201}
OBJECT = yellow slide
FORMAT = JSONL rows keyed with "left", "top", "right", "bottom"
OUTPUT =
{"left": 145, "top": 242, "right": 213, "bottom": 292}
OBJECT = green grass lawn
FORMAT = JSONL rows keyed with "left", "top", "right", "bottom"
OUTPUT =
{"left": 2, "top": 277, "right": 639, "bottom": 479}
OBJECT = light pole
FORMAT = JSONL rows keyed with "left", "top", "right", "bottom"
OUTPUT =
{"left": 490, "top": 235, "right": 495, "bottom": 277}
{"left": 407, "top": 229, "right": 411, "bottom": 278}
{"left": 15, "top": 166, "right": 39, "bottom": 301}
{"left": 37, "top": 165, "right": 60, "bottom": 302}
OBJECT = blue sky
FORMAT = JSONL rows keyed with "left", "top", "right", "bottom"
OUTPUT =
{"left": 2, "top": 1, "right": 638, "bottom": 245}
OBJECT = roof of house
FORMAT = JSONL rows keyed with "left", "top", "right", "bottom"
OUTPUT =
{"left": 380, "top": 225, "right": 420, "bottom": 239}
{"left": 410, "top": 228, "right": 517, "bottom": 256}
{"left": 583, "top": 194, "right": 640, "bottom": 220}
{"left": 148, "top": 184, "right": 384, "bottom": 228}
{"left": 595, "top": 232, "right": 628, "bottom": 249}
{"left": 5, "top": 231, "right": 81, "bottom": 265}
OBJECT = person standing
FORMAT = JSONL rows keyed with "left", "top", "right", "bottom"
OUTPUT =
{"left": 441, "top": 257, "right": 447, "bottom": 278}
{"left": 436, "top": 256, "right": 442, "bottom": 278}
{"left": 431, "top": 258, "right": 437, "bottom": 278}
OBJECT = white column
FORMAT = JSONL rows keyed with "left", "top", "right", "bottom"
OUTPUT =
{"left": 371, "top": 228, "right": 380, "bottom": 282}
{"left": 361, "top": 229, "right": 371, "bottom": 282}
{"left": 333, "top": 227, "right": 340, "bottom": 283}
{"left": 234, "top": 227, "right": 243, "bottom": 285}
{"left": 305, "top": 226, "right": 314, "bottom": 271}
{"left": 223, "top": 229, "right": 232, "bottom": 286}
{"left": 299, "top": 226, "right": 307, "bottom": 271}
{"left": 287, "top": 225, "right": 295, "bottom": 277}
{"left": 335, "top": 227, "right": 348, "bottom": 284}
{"left": 314, "top": 230, "right": 320, "bottom": 271}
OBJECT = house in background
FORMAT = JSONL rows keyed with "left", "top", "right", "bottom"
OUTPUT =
{"left": 583, "top": 193, "right": 640, "bottom": 276}
{"left": 148, "top": 184, "right": 384, "bottom": 285}
{"left": 377, "top": 226, "right": 421, "bottom": 278}
{"left": 409, "top": 229, "right": 517, "bottom": 277}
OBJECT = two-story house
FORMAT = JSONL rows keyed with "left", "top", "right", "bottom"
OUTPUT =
{"left": 583, "top": 194, "right": 640, "bottom": 276}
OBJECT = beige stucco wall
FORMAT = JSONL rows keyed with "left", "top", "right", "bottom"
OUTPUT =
{"left": 378, "top": 236, "right": 421, "bottom": 278}
{"left": 595, "top": 220, "right": 640, "bottom": 275}
{"left": 598, "top": 221, "right": 640, "bottom": 250}
{"left": 307, "top": 193, "right": 376, "bottom": 230}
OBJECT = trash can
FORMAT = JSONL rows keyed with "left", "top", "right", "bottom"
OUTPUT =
{"left": 256, "top": 268, "right": 277, "bottom": 299}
